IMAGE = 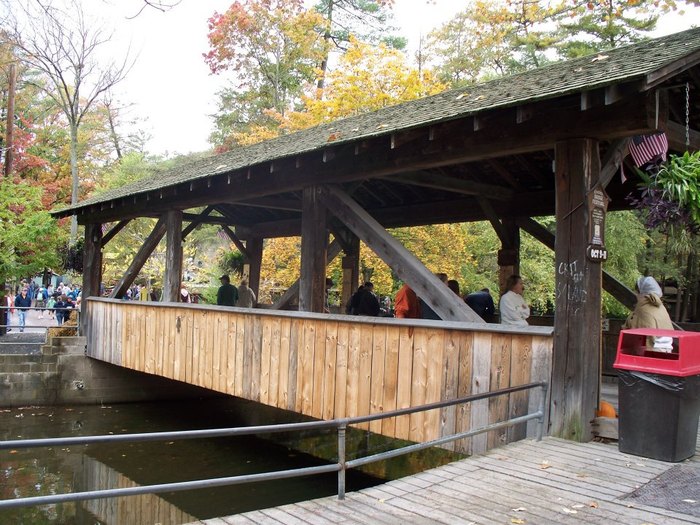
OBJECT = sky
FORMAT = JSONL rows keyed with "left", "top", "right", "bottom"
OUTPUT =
{"left": 89, "top": 0, "right": 468, "bottom": 156}
{"left": 89, "top": 0, "right": 695, "bottom": 157}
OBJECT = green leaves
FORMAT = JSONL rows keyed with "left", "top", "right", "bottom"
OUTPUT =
{"left": 0, "top": 179, "right": 64, "bottom": 280}
{"left": 655, "top": 151, "right": 700, "bottom": 225}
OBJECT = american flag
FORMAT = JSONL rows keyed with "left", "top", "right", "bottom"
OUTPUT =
{"left": 628, "top": 132, "right": 668, "bottom": 168}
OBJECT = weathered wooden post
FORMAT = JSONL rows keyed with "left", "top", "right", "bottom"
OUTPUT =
{"left": 497, "top": 219, "right": 520, "bottom": 294}
{"left": 299, "top": 186, "right": 328, "bottom": 312}
{"left": 551, "top": 139, "right": 603, "bottom": 441}
{"left": 245, "top": 237, "right": 263, "bottom": 299}
{"left": 81, "top": 222, "right": 103, "bottom": 336}
{"left": 341, "top": 235, "right": 360, "bottom": 313}
{"left": 163, "top": 210, "right": 183, "bottom": 302}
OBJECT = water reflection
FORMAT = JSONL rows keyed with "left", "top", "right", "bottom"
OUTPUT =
{"left": 0, "top": 399, "right": 384, "bottom": 524}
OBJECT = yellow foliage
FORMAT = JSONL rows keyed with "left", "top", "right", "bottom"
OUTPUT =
{"left": 232, "top": 124, "right": 281, "bottom": 146}
{"left": 259, "top": 237, "right": 302, "bottom": 302}
{"left": 279, "top": 38, "right": 447, "bottom": 132}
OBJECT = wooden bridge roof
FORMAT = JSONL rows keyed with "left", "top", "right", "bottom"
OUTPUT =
{"left": 53, "top": 28, "right": 700, "bottom": 238}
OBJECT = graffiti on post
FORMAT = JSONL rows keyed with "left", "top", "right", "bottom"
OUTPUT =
{"left": 556, "top": 259, "right": 587, "bottom": 314}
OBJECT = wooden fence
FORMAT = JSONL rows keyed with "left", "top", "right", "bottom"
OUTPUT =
{"left": 86, "top": 299, "right": 553, "bottom": 454}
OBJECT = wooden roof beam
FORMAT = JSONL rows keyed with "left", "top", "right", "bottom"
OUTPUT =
{"left": 182, "top": 205, "right": 216, "bottom": 239}
{"left": 232, "top": 196, "right": 302, "bottom": 212}
{"left": 221, "top": 225, "right": 250, "bottom": 261}
{"left": 102, "top": 220, "right": 131, "bottom": 246}
{"left": 109, "top": 217, "right": 167, "bottom": 300}
{"left": 599, "top": 139, "right": 628, "bottom": 188}
{"left": 181, "top": 213, "right": 230, "bottom": 226}
{"left": 390, "top": 172, "right": 514, "bottom": 201}
{"left": 238, "top": 188, "right": 558, "bottom": 239}
{"left": 645, "top": 49, "right": 700, "bottom": 88}
{"left": 486, "top": 159, "right": 521, "bottom": 189}
{"left": 514, "top": 155, "right": 547, "bottom": 186}
{"left": 477, "top": 197, "right": 512, "bottom": 247}
{"left": 516, "top": 105, "right": 535, "bottom": 124}
{"left": 664, "top": 120, "right": 700, "bottom": 152}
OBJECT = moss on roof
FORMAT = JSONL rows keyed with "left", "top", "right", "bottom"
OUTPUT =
{"left": 57, "top": 27, "right": 700, "bottom": 216}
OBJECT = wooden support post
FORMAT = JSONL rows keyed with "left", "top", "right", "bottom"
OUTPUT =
{"left": 497, "top": 220, "right": 520, "bottom": 295}
{"left": 272, "top": 240, "right": 342, "bottom": 310}
{"left": 109, "top": 218, "right": 167, "bottom": 300}
{"left": 81, "top": 223, "right": 103, "bottom": 336}
{"left": 341, "top": 235, "right": 360, "bottom": 313}
{"left": 299, "top": 187, "right": 328, "bottom": 312}
{"left": 246, "top": 237, "right": 263, "bottom": 298}
{"left": 163, "top": 210, "right": 184, "bottom": 302}
{"left": 551, "top": 139, "right": 602, "bottom": 441}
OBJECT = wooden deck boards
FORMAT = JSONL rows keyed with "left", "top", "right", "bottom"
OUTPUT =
{"left": 193, "top": 435, "right": 700, "bottom": 525}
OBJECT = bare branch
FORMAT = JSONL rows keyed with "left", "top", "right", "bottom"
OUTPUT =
{"left": 126, "top": 0, "right": 182, "bottom": 20}
{"left": 7, "top": 0, "right": 132, "bottom": 243}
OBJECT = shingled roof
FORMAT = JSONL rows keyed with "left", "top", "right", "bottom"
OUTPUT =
{"left": 54, "top": 27, "right": 700, "bottom": 218}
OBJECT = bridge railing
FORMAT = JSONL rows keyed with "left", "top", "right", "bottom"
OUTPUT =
{"left": 0, "top": 305, "right": 80, "bottom": 340}
{"left": 85, "top": 298, "right": 554, "bottom": 453}
{"left": 0, "top": 381, "right": 547, "bottom": 510}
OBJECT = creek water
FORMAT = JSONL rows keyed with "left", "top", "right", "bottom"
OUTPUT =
{"left": 0, "top": 399, "right": 389, "bottom": 524}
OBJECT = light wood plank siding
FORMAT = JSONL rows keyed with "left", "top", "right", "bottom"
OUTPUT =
{"left": 87, "top": 299, "right": 553, "bottom": 452}
{"left": 82, "top": 457, "right": 196, "bottom": 525}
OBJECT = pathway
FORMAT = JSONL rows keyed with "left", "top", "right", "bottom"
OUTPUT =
{"left": 192, "top": 434, "right": 700, "bottom": 525}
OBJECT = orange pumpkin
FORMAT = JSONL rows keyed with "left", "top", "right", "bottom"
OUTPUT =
{"left": 596, "top": 400, "right": 617, "bottom": 418}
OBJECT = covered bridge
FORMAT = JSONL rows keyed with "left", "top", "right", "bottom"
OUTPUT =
{"left": 53, "top": 28, "right": 700, "bottom": 443}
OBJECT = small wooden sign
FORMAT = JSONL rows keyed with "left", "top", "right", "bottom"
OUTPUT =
{"left": 587, "top": 245, "right": 608, "bottom": 262}
{"left": 587, "top": 186, "right": 609, "bottom": 263}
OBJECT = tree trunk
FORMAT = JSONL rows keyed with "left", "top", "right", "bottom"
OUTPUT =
{"left": 69, "top": 121, "right": 79, "bottom": 245}
{"left": 106, "top": 101, "right": 122, "bottom": 160}
{"left": 317, "top": 0, "right": 333, "bottom": 91}
{"left": 4, "top": 63, "right": 16, "bottom": 178}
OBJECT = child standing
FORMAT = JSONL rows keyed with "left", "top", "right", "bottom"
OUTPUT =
{"left": 46, "top": 295, "right": 56, "bottom": 320}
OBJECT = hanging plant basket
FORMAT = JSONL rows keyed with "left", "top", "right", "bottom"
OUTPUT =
{"left": 628, "top": 151, "right": 700, "bottom": 234}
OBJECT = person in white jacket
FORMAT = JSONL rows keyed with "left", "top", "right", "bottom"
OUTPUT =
{"left": 499, "top": 275, "right": 530, "bottom": 326}
{"left": 236, "top": 279, "right": 257, "bottom": 308}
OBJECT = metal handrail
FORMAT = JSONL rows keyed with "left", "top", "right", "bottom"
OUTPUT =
{"left": 0, "top": 305, "right": 80, "bottom": 335}
{"left": 0, "top": 381, "right": 548, "bottom": 509}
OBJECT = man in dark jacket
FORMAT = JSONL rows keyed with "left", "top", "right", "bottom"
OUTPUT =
{"left": 465, "top": 288, "right": 495, "bottom": 322}
{"left": 217, "top": 274, "right": 238, "bottom": 306}
{"left": 355, "top": 282, "right": 381, "bottom": 316}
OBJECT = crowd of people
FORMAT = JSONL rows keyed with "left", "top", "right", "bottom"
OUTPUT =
{"left": 345, "top": 272, "right": 528, "bottom": 326}
{"left": 3, "top": 280, "right": 81, "bottom": 332}
{"left": 6, "top": 270, "right": 668, "bottom": 338}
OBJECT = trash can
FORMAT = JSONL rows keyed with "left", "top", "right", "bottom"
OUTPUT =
{"left": 614, "top": 329, "right": 700, "bottom": 462}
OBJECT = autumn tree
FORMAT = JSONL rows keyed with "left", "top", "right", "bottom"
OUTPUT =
{"left": 555, "top": 0, "right": 674, "bottom": 58}
{"left": 425, "top": 0, "right": 562, "bottom": 85}
{"left": 314, "top": 0, "right": 404, "bottom": 88}
{"left": 425, "top": 0, "right": 687, "bottom": 86}
{"left": 205, "top": 0, "right": 327, "bottom": 150}
{"left": 7, "top": 0, "right": 130, "bottom": 244}
{"left": 230, "top": 38, "right": 446, "bottom": 145}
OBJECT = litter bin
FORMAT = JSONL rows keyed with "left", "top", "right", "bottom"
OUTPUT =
{"left": 614, "top": 329, "right": 700, "bottom": 462}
